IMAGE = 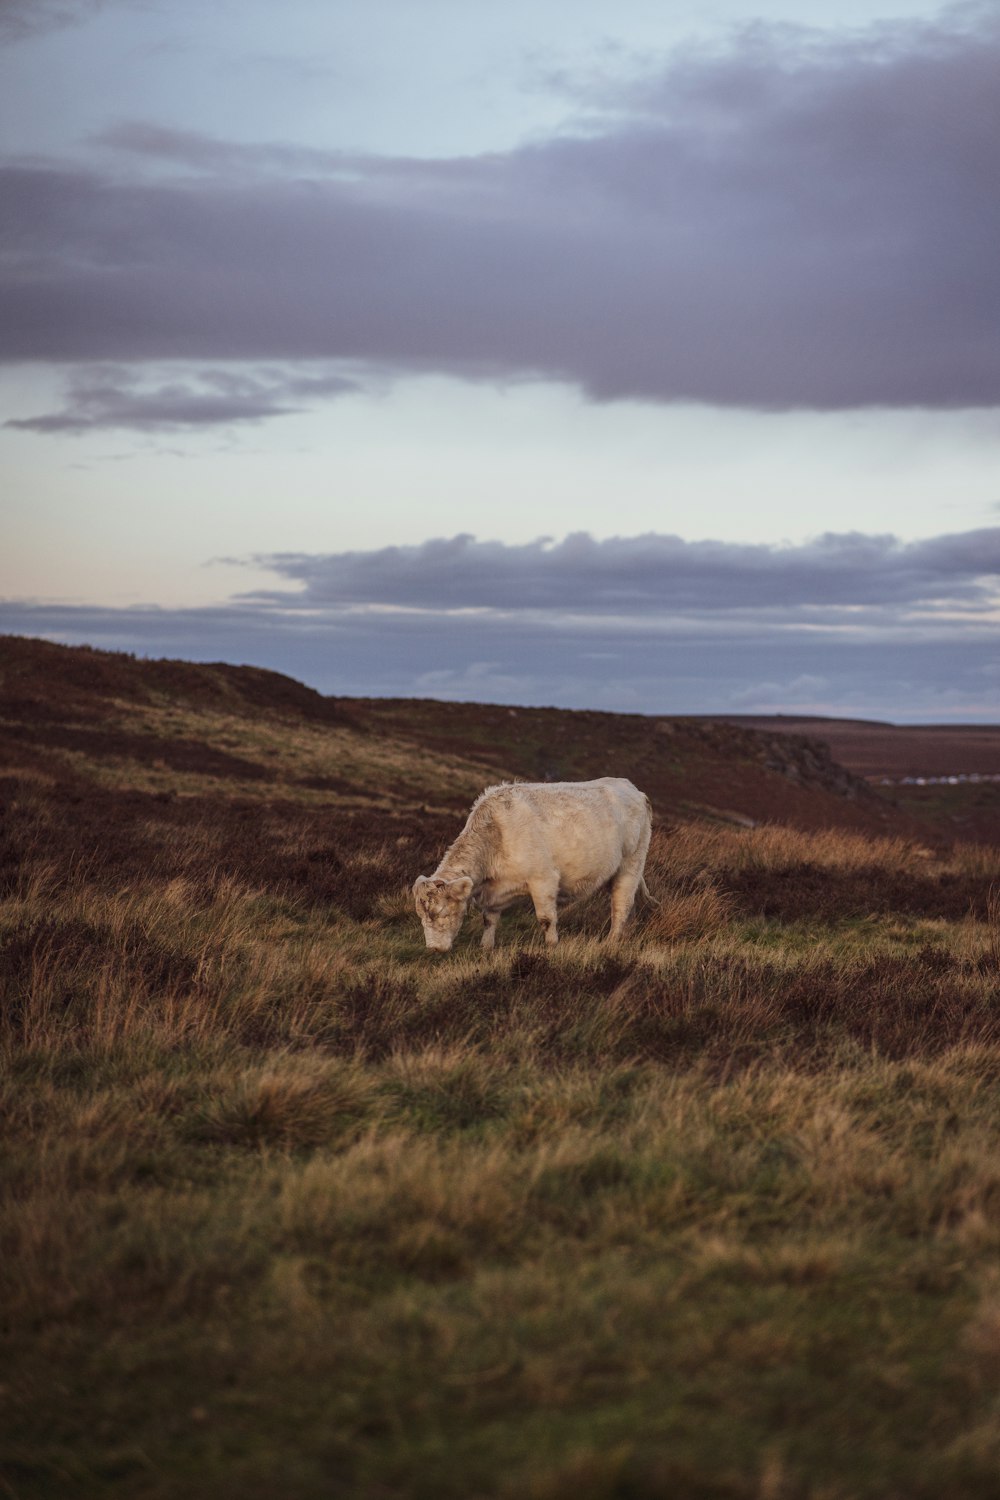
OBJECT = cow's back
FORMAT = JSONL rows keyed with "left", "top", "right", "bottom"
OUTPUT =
{"left": 477, "top": 778, "right": 649, "bottom": 887}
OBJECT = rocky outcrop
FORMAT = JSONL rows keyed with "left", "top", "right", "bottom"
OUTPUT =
{"left": 657, "top": 719, "right": 875, "bottom": 802}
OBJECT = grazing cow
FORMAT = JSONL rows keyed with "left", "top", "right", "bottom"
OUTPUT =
{"left": 413, "top": 777, "right": 653, "bottom": 952}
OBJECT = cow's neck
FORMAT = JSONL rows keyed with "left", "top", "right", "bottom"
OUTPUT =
{"left": 435, "top": 822, "right": 491, "bottom": 888}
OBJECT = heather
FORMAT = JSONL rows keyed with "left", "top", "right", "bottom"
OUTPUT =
{"left": 3, "top": 637, "right": 1000, "bottom": 1499}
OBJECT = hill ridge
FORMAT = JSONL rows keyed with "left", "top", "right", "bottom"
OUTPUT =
{"left": 2, "top": 633, "right": 998, "bottom": 843}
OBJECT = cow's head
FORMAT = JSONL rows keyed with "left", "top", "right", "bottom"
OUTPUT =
{"left": 412, "top": 874, "right": 474, "bottom": 951}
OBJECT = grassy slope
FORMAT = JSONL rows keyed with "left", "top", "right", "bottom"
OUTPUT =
{"left": 3, "top": 636, "right": 1000, "bottom": 1500}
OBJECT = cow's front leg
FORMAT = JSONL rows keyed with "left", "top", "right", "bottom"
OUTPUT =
{"left": 481, "top": 908, "right": 501, "bottom": 950}
{"left": 529, "top": 878, "right": 560, "bottom": 946}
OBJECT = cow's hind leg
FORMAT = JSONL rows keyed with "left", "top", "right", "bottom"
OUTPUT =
{"left": 608, "top": 858, "right": 645, "bottom": 942}
{"left": 528, "top": 876, "right": 560, "bottom": 946}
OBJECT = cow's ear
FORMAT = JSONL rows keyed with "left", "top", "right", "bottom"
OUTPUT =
{"left": 447, "top": 876, "right": 474, "bottom": 901}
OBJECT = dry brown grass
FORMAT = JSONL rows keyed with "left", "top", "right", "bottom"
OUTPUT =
{"left": 5, "top": 648, "right": 1000, "bottom": 1499}
{"left": 639, "top": 882, "right": 733, "bottom": 942}
{"left": 985, "top": 883, "right": 1000, "bottom": 970}
{"left": 645, "top": 819, "right": 1000, "bottom": 926}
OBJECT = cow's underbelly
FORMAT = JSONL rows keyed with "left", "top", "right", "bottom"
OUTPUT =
{"left": 477, "top": 852, "right": 622, "bottom": 911}
{"left": 558, "top": 873, "right": 606, "bottom": 901}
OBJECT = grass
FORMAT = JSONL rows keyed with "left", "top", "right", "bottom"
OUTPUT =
{"left": 3, "top": 666, "right": 1000, "bottom": 1498}
{"left": 4, "top": 694, "right": 495, "bottom": 811}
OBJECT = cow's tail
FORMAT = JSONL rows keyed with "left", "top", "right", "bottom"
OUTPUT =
{"left": 639, "top": 795, "right": 659, "bottom": 907}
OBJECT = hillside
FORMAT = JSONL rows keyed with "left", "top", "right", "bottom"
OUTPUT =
{"left": 1, "top": 632, "right": 987, "bottom": 850}
{"left": 4, "top": 634, "right": 1000, "bottom": 1500}
{"left": 713, "top": 713, "right": 1000, "bottom": 845}
{"left": 714, "top": 714, "right": 1000, "bottom": 780}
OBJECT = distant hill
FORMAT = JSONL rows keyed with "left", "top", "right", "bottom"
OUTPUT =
{"left": 0, "top": 632, "right": 345, "bottom": 724}
{"left": 1, "top": 634, "right": 996, "bottom": 846}
{"left": 709, "top": 713, "right": 1000, "bottom": 845}
{"left": 710, "top": 714, "right": 1000, "bottom": 779}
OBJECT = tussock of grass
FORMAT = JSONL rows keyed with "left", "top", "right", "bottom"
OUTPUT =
{"left": 190, "top": 1055, "right": 373, "bottom": 1149}
{"left": 640, "top": 882, "right": 733, "bottom": 942}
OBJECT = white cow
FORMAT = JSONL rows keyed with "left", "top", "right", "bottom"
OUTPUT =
{"left": 413, "top": 777, "right": 653, "bottom": 952}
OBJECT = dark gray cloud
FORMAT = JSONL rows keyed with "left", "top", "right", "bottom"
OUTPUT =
{"left": 92, "top": 122, "right": 357, "bottom": 178}
{"left": 7, "top": 524, "right": 995, "bottom": 720}
{"left": 1, "top": 589, "right": 996, "bottom": 721}
{"left": 4, "top": 6, "right": 1000, "bottom": 413}
{"left": 247, "top": 529, "right": 1000, "bottom": 614}
{"left": 5, "top": 365, "right": 358, "bottom": 433}
{"left": 0, "top": 0, "right": 123, "bottom": 42}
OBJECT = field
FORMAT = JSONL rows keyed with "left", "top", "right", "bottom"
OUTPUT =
{"left": 716, "top": 716, "right": 1000, "bottom": 782}
{"left": 714, "top": 716, "right": 1000, "bottom": 847}
{"left": 3, "top": 636, "right": 1000, "bottom": 1499}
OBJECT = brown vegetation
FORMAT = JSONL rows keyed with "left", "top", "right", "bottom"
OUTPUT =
{"left": 3, "top": 634, "right": 1000, "bottom": 1499}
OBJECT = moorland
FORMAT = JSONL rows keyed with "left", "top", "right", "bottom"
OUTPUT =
{"left": 3, "top": 634, "right": 1000, "bottom": 1499}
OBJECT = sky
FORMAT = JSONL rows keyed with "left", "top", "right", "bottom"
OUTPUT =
{"left": 2, "top": 0, "right": 999, "bottom": 721}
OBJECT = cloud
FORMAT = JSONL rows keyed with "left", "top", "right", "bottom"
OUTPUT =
{"left": 92, "top": 122, "right": 357, "bottom": 179}
{"left": 4, "top": 365, "right": 359, "bottom": 433}
{"left": 245, "top": 529, "right": 1000, "bottom": 615}
{"left": 0, "top": 0, "right": 126, "bottom": 42}
{"left": 4, "top": 523, "right": 997, "bottom": 720}
{"left": 1, "top": 590, "right": 996, "bottom": 722}
{"left": 3, "top": 6, "right": 1000, "bottom": 411}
